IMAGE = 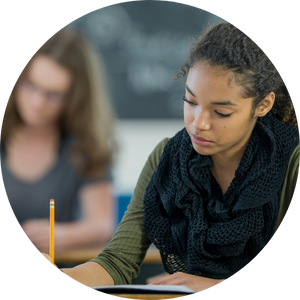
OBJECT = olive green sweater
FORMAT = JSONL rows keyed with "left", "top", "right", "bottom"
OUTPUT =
{"left": 91, "top": 140, "right": 300, "bottom": 285}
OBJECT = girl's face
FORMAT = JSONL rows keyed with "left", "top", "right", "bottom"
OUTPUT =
{"left": 15, "top": 54, "right": 72, "bottom": 128}
{"left": 184, "top": 62, "right": 257, "bottom": 159}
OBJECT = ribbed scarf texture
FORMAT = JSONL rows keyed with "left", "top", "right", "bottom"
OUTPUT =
{"left": 143, "top": 114, "right": 299, "bottom": 279}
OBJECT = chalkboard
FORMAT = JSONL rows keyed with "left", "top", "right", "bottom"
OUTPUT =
{"left": 68, "top": 1, "right": 223, "bottom": 119}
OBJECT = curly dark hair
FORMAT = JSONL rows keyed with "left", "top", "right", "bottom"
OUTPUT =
{"left": 175, "top": 22, "right": 297, "bottom": 128}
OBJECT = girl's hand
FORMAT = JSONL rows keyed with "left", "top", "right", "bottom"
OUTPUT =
{"left": 22, "top": 219, "right": 64, "bottom": 252}
{"left": 148, "top": 272, "right": 224, "bottom": 292}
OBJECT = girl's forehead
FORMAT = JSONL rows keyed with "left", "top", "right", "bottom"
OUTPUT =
{"left": 27, "top": 55, "right": 72, "bottom": 92}
{"left": 190, "top": 61, "right": 232, "bottom": 79}
{"left": 186, "top": 64, "right": 252, "bottom": 105}
{"left": 187, "top": 64, "right": 236, "bottom": 90}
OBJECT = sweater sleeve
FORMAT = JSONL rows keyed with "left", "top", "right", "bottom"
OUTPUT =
{"left": 90, "top": 138, "right": 169, "bottom": 285}
{"left": 276, "top": 144, "right": 300, "bottom": 230}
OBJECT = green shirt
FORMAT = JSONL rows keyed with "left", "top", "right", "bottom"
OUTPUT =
{"left": 91, "top": 139, "right": 300, "bottom": 285}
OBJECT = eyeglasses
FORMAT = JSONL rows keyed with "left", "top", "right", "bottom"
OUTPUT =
{"left": 18, "top": 78, "right": 67, "bottom": 103}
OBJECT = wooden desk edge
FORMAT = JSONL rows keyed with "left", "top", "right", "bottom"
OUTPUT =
{"left": 55, "top": 246, "right": 161, "bottom": 265}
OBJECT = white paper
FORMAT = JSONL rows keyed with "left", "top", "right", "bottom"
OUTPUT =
{"left": 92, "top": 284, "right": 195, "bottom": 294}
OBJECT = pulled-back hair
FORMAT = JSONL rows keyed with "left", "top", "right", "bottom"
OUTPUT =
{"left": 175, "top": 22, "right": 297, "bottom": 127}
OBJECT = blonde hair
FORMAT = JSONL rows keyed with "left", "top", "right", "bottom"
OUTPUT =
{"left": 1, "top": 28, "right": 116, "bottom": 177}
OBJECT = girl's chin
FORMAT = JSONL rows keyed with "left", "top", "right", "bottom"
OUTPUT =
{"left": 192, "top": 143, "right": 215, "bottom": 156}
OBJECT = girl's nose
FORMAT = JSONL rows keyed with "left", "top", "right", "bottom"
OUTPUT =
{"left": 30, "top": 89, "right": 48, "bottom": 108}
{"left": 193, "top": 106, "right": 211, "bottom": 130}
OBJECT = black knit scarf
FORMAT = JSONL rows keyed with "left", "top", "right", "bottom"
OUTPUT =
{"left": 143, "top": 114, "right": 299, "bottom": 279}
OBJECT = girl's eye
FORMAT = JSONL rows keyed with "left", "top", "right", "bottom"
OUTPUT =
{"left": 47, "top": 92, "right": 61, "bottom": 100}
{"left": 182, "top": 97, "right": 231, "bottom": 118}
{"left": 22, "top": 80, "right": 35, "bottom": 91}
{"left": 182, "top": 96, "right": 196, "bottom": 106}
{"left": 215, "top": 111, "right": 231, "bottom": 118}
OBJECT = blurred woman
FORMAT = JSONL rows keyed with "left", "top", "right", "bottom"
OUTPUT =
{"left": 1, "top": 28, "right": 117, "bottom": 252}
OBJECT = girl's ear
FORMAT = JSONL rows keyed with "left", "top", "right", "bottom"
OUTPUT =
{"left": 254, "top": 92, "right": 275, "bottom": 117}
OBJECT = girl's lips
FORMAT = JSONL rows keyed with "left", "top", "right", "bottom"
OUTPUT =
{"left": 191, "top": 134, "right": 212, "bottom": 143}
{"left": 190, "top": 134, "right": 213, "bottom": 146}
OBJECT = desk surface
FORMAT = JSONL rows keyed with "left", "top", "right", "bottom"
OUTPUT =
{"left": 55, "top": 244, "right": 161, "bottom": 265}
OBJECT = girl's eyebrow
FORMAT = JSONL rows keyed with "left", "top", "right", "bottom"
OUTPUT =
{"left": 185, "top": 84, "right": 237, "bottom": 106}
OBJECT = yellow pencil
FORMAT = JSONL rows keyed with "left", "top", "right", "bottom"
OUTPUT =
{"left": 50, "top": 199, "right": 55, "bottom": 264}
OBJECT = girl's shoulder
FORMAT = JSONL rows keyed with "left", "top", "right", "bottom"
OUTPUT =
{"left": 276, "top": 144, "right": 300, "bottom": 230}
{"left": 147, "top": 138, "right": 170, "bottom": 170}
{"left": 289, "top": 143, "right": 300, "bottom": 165}
{"left": 285, "top": 143, "right": 300, "bottom": 187}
